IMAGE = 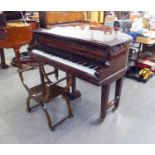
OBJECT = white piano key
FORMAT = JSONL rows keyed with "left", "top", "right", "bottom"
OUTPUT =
{"left": 32, "top": 49, "right": 96, "bottom": 76}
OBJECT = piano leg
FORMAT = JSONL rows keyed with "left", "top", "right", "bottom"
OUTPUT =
{"left": 0, "top": 48, "right": 9, "bottom": 69}
{"left": 100, "top": 77, "right": 124, "bottom": 120}
{"left": 14, "top": 48, "right": 22, "bottom": 69}
{"left": 100, "top": 84, "right": 110, "bottom": 121}
{"left": 113, "top": 77, "right": 123, "bottom": 110}
{"left": 67, "top": 75, "right": 81, "bottom": 100}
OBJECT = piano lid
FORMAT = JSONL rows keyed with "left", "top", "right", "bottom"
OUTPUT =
{"left": 37, "top": 26, "right": 132, "bottom": 46}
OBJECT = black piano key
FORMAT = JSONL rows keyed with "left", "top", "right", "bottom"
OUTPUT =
{"left": 71, "top": 57, "right": 78, "bottom": 61}
{"left": 77, "top": 61, "right": 84, "bottom": 64}
{"left": 96, "top": 67, "right": 102, "bottom": 70}
{"left": 38, "top": 46, "right": 107, "bottom": 72}
{"left": 89, "top": 65, "right": 96, "bottom": 69}
{"left": 83, "top": 63, "right": 89, "bottom": 66}
{"left": 73, "top": 60, "right": 80, "bottom": 63}
{"left": 93, "top": 67, "right": 99, "bottom": 70}
{"left": 87, "top": 65, "right": 93, "bottom": 68}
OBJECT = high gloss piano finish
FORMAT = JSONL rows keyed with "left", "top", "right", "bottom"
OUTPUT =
{"left": 29, "top": 22, "right": 131, "bottom": 121}
{"left": 30, "top": 25, "right": 131, "bottom": 85}
{"left": 0, "top": 23, "right": 32, "bottom": 68}
{"left": 0, "top": 12, "right": 39, "bottom": 69}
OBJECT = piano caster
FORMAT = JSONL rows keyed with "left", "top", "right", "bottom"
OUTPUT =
{"left": 69, "top": 113, "right": 74, "bottom": 117}
{"left": 50, "top": 127, "right": 55, "bottom": 131}
{"left": 112, "top": 101, "right": 120, "bottom": 112}
{"left": 68, "top": 90, "right": 81, "bottom": 100}
{"left": 112, "top": 106, "right": 118, "bottom": 112}
{"left": 1, "top": 64, "right": 9, "bottom": 69}
{"left": 111, "top": 98, "right": 120, "bottom": 112}
{"left": 100, "top": 117, "right": 106, "bottom": 122}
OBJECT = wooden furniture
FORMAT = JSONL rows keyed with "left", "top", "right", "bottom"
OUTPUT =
{"left": 7, "top": 20, "right": 39, "bottom": 30}
{"left": 39, "top": 11, "right": 86, "bottom": 28}
{"left": 0, "top": 12, "right": 39, "bottom": 69}
{"left": 130, "top": 35, "right": 155, "bottom": 62}
{"left": 0, "top": 22, "right": 32, "bottom": 68}
{"left": 88, "top": 11, "right": 104, "bottom": 23}
{"left": 6, "top": 21, "right": 39, "bottom": 68}
{"left": 18, "top": 65, "right": 73, "bottom": 131}
{"left": 29, "top": 22, "right": 131, "bottom": 121}
{"left": 3, "top": 11, "right": 26, "bottom": 20}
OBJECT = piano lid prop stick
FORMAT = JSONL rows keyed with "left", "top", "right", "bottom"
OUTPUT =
{"left": 20, "top": 11, "right": 28, "bottom": 26}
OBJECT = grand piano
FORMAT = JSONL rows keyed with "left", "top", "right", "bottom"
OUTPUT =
{"left": 29, "top": 20, "right": 131, "bottom": 121}
{"left": 0, "top": 12, "right": 39, "bottom": 69}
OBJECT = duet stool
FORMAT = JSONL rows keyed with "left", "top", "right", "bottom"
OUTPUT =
{"left": 18, "top": 65, "right": 73, "bottom": 131}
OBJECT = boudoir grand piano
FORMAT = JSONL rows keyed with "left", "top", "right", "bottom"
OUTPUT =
{"left": 29, "top": 21, "right": 131, "bottom": 121}
{"left": 0, "top": 12, "right": 39, "bottom": 69}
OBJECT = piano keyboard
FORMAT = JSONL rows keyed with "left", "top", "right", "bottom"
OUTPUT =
{"left": 32, "top": 49, "right": 96, "bottom": 76}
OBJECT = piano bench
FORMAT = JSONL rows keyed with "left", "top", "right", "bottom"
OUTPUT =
{"left": 18, "top": 67, "right": 73, "bottom": 131}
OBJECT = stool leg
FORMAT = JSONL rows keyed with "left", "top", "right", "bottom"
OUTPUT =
{"left": 63, "top": 95, "right": 73, "bottom": 117}
{"left": 40, "top": 102, "right": 53, "bottom": 131}
{"left": 26, "top": 96, "right": 31, "bottom": 112}
{"left": 54, "top": 68, "right": 59, "bottom": 80}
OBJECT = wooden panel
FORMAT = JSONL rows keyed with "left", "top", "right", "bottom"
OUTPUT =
{"left": 0, "top": 24, "right": 32, "bottom": 48}
{"left": 46, "top": 11, "right": 85, "bottom": 24}
{"left": 89, "top": 11, "right": 104, "bottom": 23}
{"left": 39, "top": 11, "right": 85, "bottom": 28}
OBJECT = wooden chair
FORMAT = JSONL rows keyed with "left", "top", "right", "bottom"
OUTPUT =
{"left": 18, "top": 65, "right": 73, "bottom": 131}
